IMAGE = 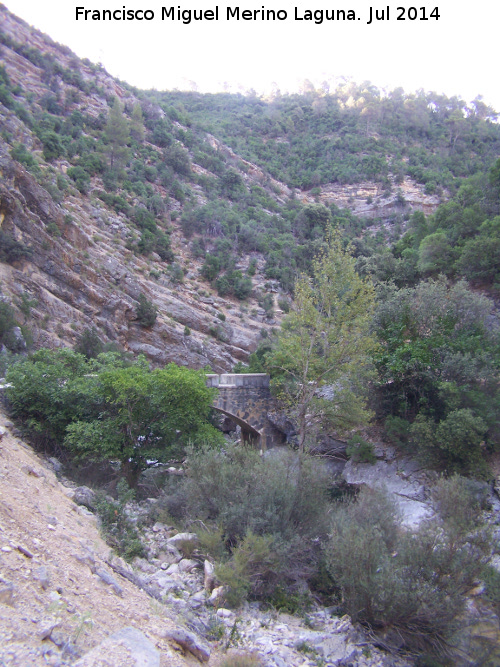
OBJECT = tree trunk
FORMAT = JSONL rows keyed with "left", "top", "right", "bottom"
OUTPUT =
{"left": 121, "top": 458, "right": 141, "bottom": 489}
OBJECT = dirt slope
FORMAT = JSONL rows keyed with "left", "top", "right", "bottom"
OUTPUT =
{"left": 0, "top": 406, "right": 205, "bottom": 666}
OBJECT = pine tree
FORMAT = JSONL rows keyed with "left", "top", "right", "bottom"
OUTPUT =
{"left": 130, "top": 102, "right": 145, "bottom": 142}
{"left": 104, "top": 97, "right": 130, "bottom": 171}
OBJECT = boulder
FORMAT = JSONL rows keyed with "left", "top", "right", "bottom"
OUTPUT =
{"left": 343, "top": 458, "right": 432, "bottom": 527}
{"left": 204, "top": 560, "right": 215, "bottom": 592}
{"left": 167, "top": 532, "right": 199, "bottom": 547}
{"left": 73, "top": 486, "right": 97, "bottom": 510}
{"left": 165, "top": 627, "right": 210, "bottom": 662}
{"left": 74, "top": 627, "right": 160, "bottom": 667}
{"left": 178, "top": 558, "right": 199, "bottom": 573}
{"left": 95, "top": 567, "right": 123, "bottom": 596}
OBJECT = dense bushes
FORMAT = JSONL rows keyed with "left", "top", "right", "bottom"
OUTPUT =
{"left": 135, "top": 293, "right": 157, "bottom": 327}
{"left": 5, "top": 349, "right": 222, "bottom": 483}
{"left": 409, "top": 409, "right": 489, "bottom": 474}
{"left": 327, "top": 480, "right": 493, "bottom": 657}
{"left": 159, "top": 86, "right": 500, "bottom": 191}
{"left": 364, "top": 162, "right": 500, "bottom": 289}
{"left": 163, "top": 444, "right": 331, "bottom": 606}
{"left": 374, "top": 277, "right": 499, "bottom": 473}
{"left": 157, "top": 445, "right": 494, "bottom": 661}
{"left": 10, "top": 143, "right": 39, "bottom": 172}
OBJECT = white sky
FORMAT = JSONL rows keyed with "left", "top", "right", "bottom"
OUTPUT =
{"left": 4, "top": 0, "right": 500, "bottom": 111}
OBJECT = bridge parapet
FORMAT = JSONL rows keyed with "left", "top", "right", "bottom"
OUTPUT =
{"left": 206, "top": 373, "right": 269, "bottom": 388}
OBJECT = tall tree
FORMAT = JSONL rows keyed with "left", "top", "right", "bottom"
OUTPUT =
{"left": 268, "top": 230, "right": 377, "bottom": 451}
{"left": 104, "top": 97, "right": 130, "bottom": 171}
{"left": 130, "top": 102, "right": 145, "bottom": 142}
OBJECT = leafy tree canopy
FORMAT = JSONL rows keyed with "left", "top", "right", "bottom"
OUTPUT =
{"left": 267, "top": 230, "right": 377, "bottom": 450}
{"left": 6, "top": 349, "right": 222, "bottom": 485}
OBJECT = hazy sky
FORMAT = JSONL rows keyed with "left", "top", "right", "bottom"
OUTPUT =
{"left": 4, "top": 1, "right": 500, "bottom": 110}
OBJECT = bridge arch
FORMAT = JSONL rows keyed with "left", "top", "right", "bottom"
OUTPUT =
{"left": 206, "top": 373, "right": 285, "bottom": 450}
{"left": 211, "top": 406, "right": 261, "bottom": 445}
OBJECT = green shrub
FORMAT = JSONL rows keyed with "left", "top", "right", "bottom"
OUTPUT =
{"left": 233, "top": 275, "right": 252, "bottom": 300}
{"left": 136, "top": 293, "right": 157, "bottom": 327}
{"left": 410, "top": 409, "right": 488, "bottom": 474}
{"left": 67, "top": 166, "right": 91, "bottom": 194}
{"left": 267, "top": 585, "right": 312, "bottom": 614}
{"left": 97, "top": 190, "right": 130, "bottom": 214}
{"left": 178, "top": 445, "right": 331, "bottom": 605}
{"left": 163, "top": 144, "right": 191, "bottom": 176}
{"left": 215, "top": 532, "right": 276, "bottom": 607}
{"left": 201, "top": 255, "right": 221, "bottom": 282}
{"left": 40, "top": 131, "right": 64, "bottom": 161}
{"left": 204, "top": 614, "right": 225, "bottom": 641}
{"left": 0, "top": 83, "right": 13, "bottom": 108}
{"left": 78, "top": 152, "right": 106, "bottom": 176}
{"left": 10, "top": 143, "right": 39, "bottom": 172}
{"left": 196, "top": 525, "right": 227, "bottom": 562}
{"left": 384, "top": 415, "right": 410, "bottom": 448}
{"left": 0, "top": 231, "right": 33, "bottom": 263}
{"left": 431, "top": 474, "right": 490, "bottom": 534}
{"left": 215, "top": 531, "right": 315, "bottom": 608}
{"left": 327, "top": 486, "right": 493, "bottom": 658}
{"left": 346, "top": 434, "right": 376, "bottom": 464}
{"left": 208, "top": 324, "right": 229, "bottom": 343}
{"left": 14, "top": 102, "right": 32, "bottom": 126}
{"left": 258, "top": 293, "right": 274, "bottom": 317}
{"left": 482, "top": 565, "right": 500, "bottom": 617}
{"left": 435, "top": 409, "right": 488, "bottom": 469}
{"left": 74, "top": 327, "right": 103, "bottom": 359}
{"left": 246, "top": 258, "right": 257, "bottom": 276}
{"left": 277, "top": 297, "right": 290, "bottom": 313}
{"left": 167, "top": 263, "right": 184, "bottom": 284}
{"left": 46, "top": 221, "right": 61, "bottom": 237}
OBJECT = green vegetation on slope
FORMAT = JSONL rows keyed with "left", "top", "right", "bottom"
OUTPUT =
{"left": 1, "top": 14, "right": 499, "bottom": 479}
{"left": 158, "top": 83, "right": 500, "bottom": 192}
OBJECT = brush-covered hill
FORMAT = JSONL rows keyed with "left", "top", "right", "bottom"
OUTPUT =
{"left": 0, "top": 3, "right": 499, "bottom": 370}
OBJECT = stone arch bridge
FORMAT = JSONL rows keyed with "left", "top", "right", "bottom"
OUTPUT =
{"left": 206, "top": 373, "right": 285, "bottom": 450}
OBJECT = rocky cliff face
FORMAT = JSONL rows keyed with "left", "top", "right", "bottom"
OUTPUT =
{"left": 299, "top": 176, "right": 443, "bottom": 218}
{"left": 0, "top": 148, "right": 267, "bottom": 371}
{"left": 0, "top": 6, "right": 288, "bottom": 369}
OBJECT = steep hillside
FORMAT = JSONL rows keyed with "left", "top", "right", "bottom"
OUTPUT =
{"left": 0, "top": 6, "right": 283, "bottom": 369}
{"left": 0, "top": 408, "right": 192, "bottom": 666}
{"left": 0, "top": 145, "right": 263, "bottom": 371}
{"left": 161, "top": 87, "right": 500, "bottom": 192}
{"left": 1, "top": 5, "right": 499, "bottom": 372}
{"left": 3, "top": 6, "right": 497, "bottom": 368}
